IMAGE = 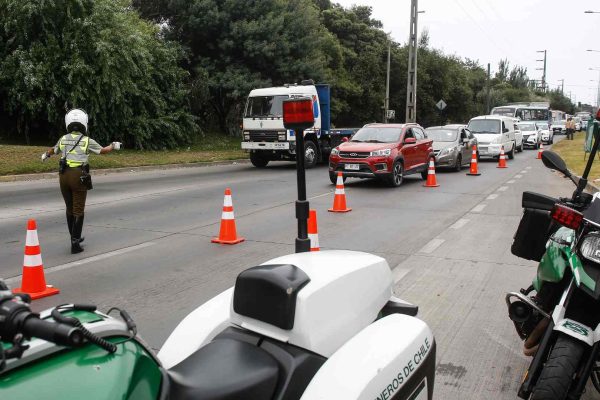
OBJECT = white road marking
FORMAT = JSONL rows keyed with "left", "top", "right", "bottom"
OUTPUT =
{"left": 487, "top": 193, "right": 499, "bottom": 200}
{"left": 521, "top": 170, "right": 528, "bottom": 173}
{"left": 419, "top": 238, "right": 445, "bottom": 254}
{"left": 450, "top": 218, "right": 470, "bottom": 230}
{"left": 4, "top": 242, "right": 156, "bottom": 284}
{"left": 507, "top": 180, "right": 516, "bottom": 184}
{"left": 526, "top": 166, "right": 532, "bottom": 170}
{"left": 497, "top": 186, "right": 508, "bottom": 192}
{"left": 515, "top": 174, "right": 522, "bottom": 178}
{"left": 471, "top": 204, "right": 487, "bottom": 213}
{"left": 393, "top": 268, "right": 411, "bottom": 284}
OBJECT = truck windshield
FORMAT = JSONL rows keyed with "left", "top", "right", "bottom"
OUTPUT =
{"left": 425, "top": 129, "right": 457, "bottom": 142}
{"left": 467, "top": 120, "right": 501, "bottom": 134}
{"left": 351, "top": 128, "right": 402, "bottom": 143}
{"left": 244, "top": 95, "right": 288, "bottom": 118}
{"left": 491, "top": 107, "right": 516, "bottom": 117}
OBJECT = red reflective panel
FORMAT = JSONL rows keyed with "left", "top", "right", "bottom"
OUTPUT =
{"left": 551, "top": 204, "right": 583, "bottom": 230}
{"left": 283, "top": 99, "right": 314, "bottom": 127}
{"left": 596, "top": 108, "right": 600, "bottom": 120}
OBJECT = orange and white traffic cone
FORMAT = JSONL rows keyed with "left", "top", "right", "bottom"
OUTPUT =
{"left": 211, "top": 188, "right": 245, "bottom": 245}
{"left": 497, "top": 146, "right": 508, "bottom": 168}
{"left": 308, "top": 209, "right": 320, "bottom": 252}
{"left": 537, "top": 142, "right": 544, "bottom": 159}
{"left": 328, "top": 172, "right": 351, "bottom": 213}
{"left": 12, "top": 219, "right": 60, "bottom": 300}
{"left": 423, "top": 157, "right": 440, "bottom": 187}
{"left": 466, "top": 145, "right": 481, "bottom": 176}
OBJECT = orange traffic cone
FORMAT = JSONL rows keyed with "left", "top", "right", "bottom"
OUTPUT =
{"left": 328, "top": 172, "right": 351, "bottom": 213}
{"left": 211, "top": 188, "right": 245, "bottom": 244}
{"left": 466, "top": 145, "right": 481, "bottom": 176}
{"left": 423, "top": 157, "right": 439, "bottom": 187}
{"left": 12, "top": 219, "right": 60, "bottom": 300}
{"left": 308, "top": 209, "right": 320, "bottom": 252}
{"left": 537, "top": 142, "right": 544, "bottom": 159}
{"left": 497, "top": 146, "right": 508, "bottom": 168}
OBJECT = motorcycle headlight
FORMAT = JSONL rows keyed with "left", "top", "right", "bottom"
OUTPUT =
{"left": 370, "top": 149, "right": 391, "bottom": 157}
{"left": 580, "top": 233, "right": 600, "bottom": 263}
{"left": 331, "top": 147, "right": 339, "bottom": 156}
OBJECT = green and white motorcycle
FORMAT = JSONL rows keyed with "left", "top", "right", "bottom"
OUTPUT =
{"left": 507, "top": 116, "right": 600, "bottom": 399}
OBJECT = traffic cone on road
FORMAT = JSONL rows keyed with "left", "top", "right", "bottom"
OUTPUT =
{"left": 466, "top": 145, "right": 481, "bottom": 176}
{"left": 308, "top": 210, "right": 320, "bottom": 252}
{"left": 497, "top": 146, "right": 508, "bottom": 168}
{"left": 12, "top": 219, "right": 60, "bottom": 300}
{"left": 423, "top": 157, "right": 440, "bottom": 187}
{"left": 211, "top": 188, "right": 245, "bottom": 245}
{"left": 328, "top": 172, "right": 352, "bottom": 213}
{"left": 537, "top": 143, "right": 544, "bottom": 159}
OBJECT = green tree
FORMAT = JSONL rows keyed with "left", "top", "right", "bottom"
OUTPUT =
{"left": 0, "top": 0, "right": 196, "bottom": 148}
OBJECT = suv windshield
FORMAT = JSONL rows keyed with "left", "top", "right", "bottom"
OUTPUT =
{"left": 244, "top": 95, "right": 288, "bottom": 118}
{"left": 467, "top": 120, "right": 501, "bottom": 134}
{"left": 351, "top": 127, "right": 402, "bottom": 143}
{"left": 425, "top": 129, "right": 457, "bottom": 142}
{"left": 518, "top": 124, "right": 536, "bottom": 131}
{"left": 537, "top": 123, "right": 549, "bottom": 129}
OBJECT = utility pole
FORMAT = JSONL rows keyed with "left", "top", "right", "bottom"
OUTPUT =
{"left": 536, "top": 50, "right": 546, "bottom": 91}
{"left": 486, "top": 63, "right": 491, "bottom": 114}
{"left": 384, "top": 35, "right": 391, "bottom": 123}
{"left": 558, "top": 79, "right": 564, "bottom": 94}
{"left": 405, "top": 0, "right": 418, "bottom": 123}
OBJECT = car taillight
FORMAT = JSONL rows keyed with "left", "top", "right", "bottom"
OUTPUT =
{"left": 551, "top": 204, "right": 583, "bottom": 230}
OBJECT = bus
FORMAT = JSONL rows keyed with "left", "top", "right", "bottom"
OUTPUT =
{"left": 490, "top": 103, "right": 552, "bottom": 124}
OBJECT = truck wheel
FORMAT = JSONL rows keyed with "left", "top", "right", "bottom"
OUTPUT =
{"left": 507, "top": 142, "right": 515, "bottom": 160}
{"left": 250, "top": 152, "right": 269, "bottom": 168}
{"left": 304, "top": 141, "right": 318, "bottom": 169}
{"left": 530, "top": 334, "right": 585, "bottom": 400}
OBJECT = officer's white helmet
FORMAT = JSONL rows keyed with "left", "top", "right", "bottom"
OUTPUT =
{"left": 65, "top": 109, "right": 88, "bottom": 133}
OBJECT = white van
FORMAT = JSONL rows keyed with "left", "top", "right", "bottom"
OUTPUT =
{"left": 467, "top": 115, "right": 517, "bottom": 159}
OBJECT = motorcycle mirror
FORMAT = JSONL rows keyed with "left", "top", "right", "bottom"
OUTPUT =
{"left": 541, "top": 151, "right": 570, "bottom": 177}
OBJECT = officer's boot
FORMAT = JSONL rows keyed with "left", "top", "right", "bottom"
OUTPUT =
{"left": 71, "top": 215, "right": 85, "bottom": 254}
{"left": 67, "top": 213, "right": 84, "bottom": 244}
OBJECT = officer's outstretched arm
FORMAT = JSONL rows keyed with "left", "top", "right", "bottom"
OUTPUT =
{"left": 99, "top": 142, "right": 122, "bottom": 154}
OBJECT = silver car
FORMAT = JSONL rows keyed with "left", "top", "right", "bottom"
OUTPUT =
{"left": 425, "top": 125, "right": 478, "bottom": 171}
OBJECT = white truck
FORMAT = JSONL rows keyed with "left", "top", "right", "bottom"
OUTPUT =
{"left": 241, "top": 80, "right": 356, "bottom": 168}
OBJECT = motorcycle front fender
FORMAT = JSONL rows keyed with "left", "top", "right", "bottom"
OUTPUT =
{"left": 533, "top": 227, "right": 574, "bottom": 291}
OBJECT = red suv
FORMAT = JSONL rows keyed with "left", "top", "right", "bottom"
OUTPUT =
{"left": 329, "top": 123, "right": 433, "bottom": 187}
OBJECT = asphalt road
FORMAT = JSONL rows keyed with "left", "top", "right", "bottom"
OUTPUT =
{"left": 1, "top": 138, "right": 597, "bottom": 399}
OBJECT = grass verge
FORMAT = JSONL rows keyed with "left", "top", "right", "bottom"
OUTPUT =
{"left": 0, "top": 133, "right": 246, "bottom": 176}
{"left": 551, "top": 131, "right": 600, "bottom": 183}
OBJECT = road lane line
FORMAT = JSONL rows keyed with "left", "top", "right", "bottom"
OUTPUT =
{"left": 450, "top": 218, "right": 470, "bottom": 230}
{"left": 497, "top": 186, "right": 508, "bottom": 192}
{"left": 4, "top": 242, "right": 156, "bottom": 284}
{"left": 521, "top": 170, "right": 528, "bottom": 173}
{"left": 393, "top": 268, "right": 411, "bottom": 284}
{"left": 471, "top": 204, "right": 487, "bottom": 213}
{"left": 487, "top": 194, "right": 499, "bottom": 200}
{"left": 515, "top": 174, "right": 522, "bottom": 178}
{"left": 507, "top": 180, "right": 515, "bottom": 184}
{"left": 419, "top": 238, "right": 445, "bottom": 254}
{"left": 526, "top": 166, "right": 532, "bottom": 169}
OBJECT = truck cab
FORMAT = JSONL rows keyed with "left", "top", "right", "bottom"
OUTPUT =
{"left": 241, "top": 81, "right": 353, "bottom": 168}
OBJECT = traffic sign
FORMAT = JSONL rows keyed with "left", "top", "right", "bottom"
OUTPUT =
{"left": 386, "top": 109, "right": 395, "bottom": 120}
{"left": 436, "top": 99, "right": 447, "bottom": 111}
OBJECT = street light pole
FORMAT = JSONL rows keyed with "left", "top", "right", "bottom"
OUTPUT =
{"left": 558, "top": 79, "right": 565, "bottom": 94}
{"left": 536, "top": 50, "right": 547, "bottom": 91}
{"left": 384, "top": 35, "right": 391, "bottom": 123}
{"left": 590, "top": 68, "right": 600, "bottom": 108}
{"left": 405, "top": 0, "right": 419, "bottom": 123}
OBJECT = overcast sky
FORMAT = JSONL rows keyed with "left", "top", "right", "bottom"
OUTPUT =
{"left": 335, "top": 0, "right": 600, "bottom": 107}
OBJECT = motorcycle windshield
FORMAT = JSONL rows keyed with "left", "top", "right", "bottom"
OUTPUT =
{"left": 584, "top": 195, "right": 600, "bottom": 224}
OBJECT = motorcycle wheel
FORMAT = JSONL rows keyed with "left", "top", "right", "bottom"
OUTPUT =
{"left": 530, "top": 334, "right": 586, "bottom": 400}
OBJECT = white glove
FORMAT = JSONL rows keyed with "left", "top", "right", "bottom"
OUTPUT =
{"left": 112, "top": 142, "right": 122, "bottom": 150}
{"left": 41, "top": 152, "right": 49, "bottom": 162}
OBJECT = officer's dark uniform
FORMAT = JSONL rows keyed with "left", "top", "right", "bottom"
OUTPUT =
{"left": 53, "top": 132, "right": 103, "bottom": 253}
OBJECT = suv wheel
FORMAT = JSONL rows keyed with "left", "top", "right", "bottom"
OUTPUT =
{"left": 507, "top": 142, "right": 515, "bottom": 160}
{"left": 386, "top": 161, "right": 404, "bottom": 187}
{"left": 329, "top": 171, "right": 346, "bottom": 185}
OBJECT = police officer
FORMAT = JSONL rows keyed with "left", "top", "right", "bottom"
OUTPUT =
{"left": 41, "top": 109, "right": 122, "bottom": 254}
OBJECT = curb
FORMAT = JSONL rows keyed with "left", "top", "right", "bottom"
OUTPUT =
{"left": 0, "top": 158, "right": 251, "bottom": 183}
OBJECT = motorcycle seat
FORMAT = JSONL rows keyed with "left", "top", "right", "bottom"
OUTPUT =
{"left": 166, "top": 338, "right": 279, "bottom": 400}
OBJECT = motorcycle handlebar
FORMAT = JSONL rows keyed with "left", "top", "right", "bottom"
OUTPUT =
{"left": 21, "top": 315, "right": 85, "bottom": 348}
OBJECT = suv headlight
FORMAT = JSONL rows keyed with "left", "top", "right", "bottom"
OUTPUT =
{"left": 331, "top": 147, "right": 339, "bottom": 156}
{"left": 580, "top": 233, "right": 600, "bottom": 263}
{"left": 370, "top": 149, "right": 391, "bottom": 157}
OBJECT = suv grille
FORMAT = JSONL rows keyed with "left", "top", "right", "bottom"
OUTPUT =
{"left": 339, "top": 151, "right": 370, "bottom": 159}
{"left": 249, "top": 131, "right": 279, "bottom": 142}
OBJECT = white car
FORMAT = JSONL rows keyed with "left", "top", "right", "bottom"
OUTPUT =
{"left": 518, "top": 122, "right": 542, "bottom": 149}
{"left": 467, "top": 115, "right": 518, "bottom": 159}
{"left": 536, "top": 122, "right": 553, "bottom": 144}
